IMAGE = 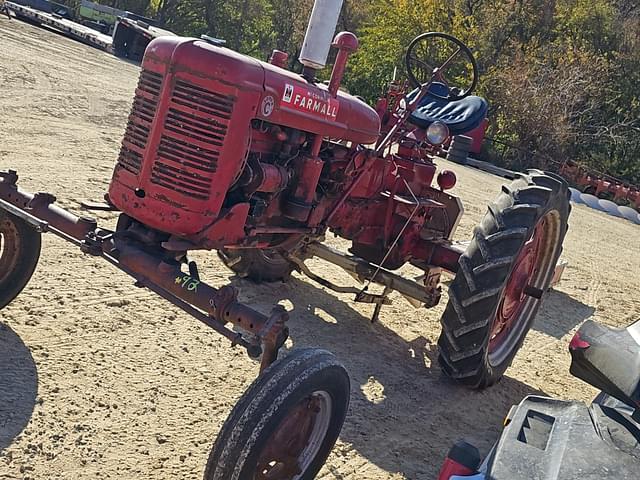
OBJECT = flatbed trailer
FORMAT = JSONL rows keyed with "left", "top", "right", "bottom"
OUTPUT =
{"left": 112, "top": 17, "right": 175, "bottom": 62}
{"left": 5, "top": 1, "right": 112, "bottom": 52}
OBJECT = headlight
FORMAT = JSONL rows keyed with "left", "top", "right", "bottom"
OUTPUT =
{"left": 426, "top": 121, "right": 449, "bottom": 145}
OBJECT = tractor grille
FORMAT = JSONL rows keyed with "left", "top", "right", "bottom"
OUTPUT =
{"left": 150, "top": 79, "right": 234, "bottom": 200}
{"left": 117, "top": 70, "right": 163, "bottom": 175}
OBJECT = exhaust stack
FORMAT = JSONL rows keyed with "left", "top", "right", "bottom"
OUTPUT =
{"left": 299, "top": 0, "right": 343, "bottom": 72}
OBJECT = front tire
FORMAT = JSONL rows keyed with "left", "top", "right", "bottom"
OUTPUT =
{"left": 218, "top": 248, "right": 295, "bottom": 282}
{"left": 438, "top": 170, "right": 570, "bottom": 388}
{"left": 204, "top": 348, "right": 350, "bottom": 480}
{"left": 0, "top": 213, "right": 41, "bottom": 310}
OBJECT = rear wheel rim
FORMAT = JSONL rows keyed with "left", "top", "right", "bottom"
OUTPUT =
{"left": 255, "top": 390, "right": 332, "bottom": 480}
{"left": 0, "top": 216, "right": 20, "bottom": 285}
{"left": 488, "top": 210, "right": 561, "bottom": 365}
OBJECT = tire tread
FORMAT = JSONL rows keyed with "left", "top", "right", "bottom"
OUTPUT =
{"left": 437, "top": 171, "right": 570, "bottom": 388}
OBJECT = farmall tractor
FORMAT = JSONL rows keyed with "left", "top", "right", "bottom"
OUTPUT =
{"left": 0, "top": 0, "right": 570, "bottom": 478}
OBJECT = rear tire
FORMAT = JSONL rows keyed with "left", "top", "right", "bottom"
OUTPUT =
{"left": 438, "top": 170, "right": 570, "bottom": 388}
{"left": 218, "top": 248, "right": 295, "bottom": 282}
{"left": 0, "top": 213, "right": 41, "bottom": 310}
{"left": 204, "top": 348, "right": 350, "bottom": 480}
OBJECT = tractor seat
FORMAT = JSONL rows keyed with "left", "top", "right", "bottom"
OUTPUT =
{"left": 408, "top": 83, "right": 489, "bottom": 136}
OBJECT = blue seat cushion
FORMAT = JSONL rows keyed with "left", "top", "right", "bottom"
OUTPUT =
{"left": 408, "top": 86, "right": 489, "bottom": 135}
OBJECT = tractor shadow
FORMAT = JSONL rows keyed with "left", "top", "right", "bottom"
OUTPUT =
{"left": 534, "top": 290, "right": 595, "bottom": 339}
{"left": 0, "top": 322, "right": 38, "bottom": 452}
{"left": 233, "top": 276, "right": 548, "bottom": 479}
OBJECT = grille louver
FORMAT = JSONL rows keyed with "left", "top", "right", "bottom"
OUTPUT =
{"left": 117, "top": 70, "right": 162, "bottom": 175}
{"left": 150, "top": 79, "right": 234, "bottom": 200}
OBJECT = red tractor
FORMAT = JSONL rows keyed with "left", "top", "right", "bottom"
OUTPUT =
{"left": 0, "top": 1, "right": 570, "bottom": 477}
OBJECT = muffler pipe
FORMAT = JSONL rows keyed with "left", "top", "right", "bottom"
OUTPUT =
{"left": 299, "top": 0, "right": 343, "bottom": 76}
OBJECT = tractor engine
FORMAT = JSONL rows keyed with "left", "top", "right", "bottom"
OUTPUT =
{"left": 107, "top": 35, "right": 380, "bottom": 250}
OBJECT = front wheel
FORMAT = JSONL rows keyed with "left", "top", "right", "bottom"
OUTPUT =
{"left": 438, "top": 170, "right": 570, "bottom": 388}
{"left": 0, "top": 213, "right": 42, "bottom": 310}
{"left": 218, "top": 248, "right": 295, "bottom": 283}
{"left": 204, "top": 348, "right": 350, "bottom": 480}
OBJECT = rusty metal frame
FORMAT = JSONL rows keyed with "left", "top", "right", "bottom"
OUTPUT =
{"left": 289, "top": 242, "right": 454, "bottom": 321}
{"left": 0, "top": 170, "right": 288, "bottom": 372}
{"left": 302, "top": 242, "right": 431, "bottom": 301}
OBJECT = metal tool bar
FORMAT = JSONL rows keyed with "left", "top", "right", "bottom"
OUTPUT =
{"left": 305, "top": 242, "right": 430, "bottom": 304}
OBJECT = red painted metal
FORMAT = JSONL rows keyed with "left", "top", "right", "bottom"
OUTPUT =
{"left": 108, "top": 36, "right": 381, "bottom": 245}
{"left": 437, "top": 458, "right": 476, "bottom": 480}
{"left": 109, "top": 38, "right": 261, "bottom": 237}
{"left": 437, "top": 170, "right": 457, "bottom": 190}
{"left": 0, "top": 28, "right": 474, "bottom": 366}
{"left": 559, "top": 160, "right": 640, "bottom": 211}
{"left": 437, "top": 440, "right": 481, "bottom": 480}
{"left": 269, "top": 49, "right": 289, "bottom": 68}
{"left": 0, "top": 170, "right": 289, "bottom": 369}
{"left": 256, "top": 163, "right": 289, "bottom": 193}
{"left": 237, "top": 160, "right": 289, "bottom": 194}
{"left": 256, "top": 393, "right": 327, "bottom": 478}
{"left": 280, "top": 82, "right": 340, "bottom": 121}
{"left": 327, "top": 32, "right": 358, "bottom": 97}
{"left": 0, "top": 173, "right": 97, "bottom": 241}
{"left": 197, "top": 203, "right": 250, "bottom": 249}
{"left": 284, "top": 154, "right": 325, "bottom": 221}
{"left": 261, "top": 64, "right": 379, "bottom": 143}
{"left": 467, "top": 117, "right": 488, "bottom": 154}
{"left": 441, "top": 119, "right": 487, "bottom": 154}
{"left": 569, "top": 331, "right": 591, "bottom": 350}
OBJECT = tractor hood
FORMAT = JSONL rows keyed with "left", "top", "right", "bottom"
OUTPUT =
{"left": 144, "top": 36, "right": 380, "bottom": 145}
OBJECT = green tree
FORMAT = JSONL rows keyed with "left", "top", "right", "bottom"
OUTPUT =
{"left": 75, "top": 0, "right": 640, "bottom": 183}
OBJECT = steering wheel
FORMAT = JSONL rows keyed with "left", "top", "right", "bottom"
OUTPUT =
{"left": 405, "top": 32, "right": 478, "bottom": 101}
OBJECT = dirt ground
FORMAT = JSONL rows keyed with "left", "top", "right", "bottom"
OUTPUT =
{"left": 1, "top": 17, "right": 639, "bottom": 480}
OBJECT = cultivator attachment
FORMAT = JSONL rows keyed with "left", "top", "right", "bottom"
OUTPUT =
{"left": 0, "top": 170, "right": 288, "bottom": 371}
{"left": 289, "top": 242, "right": 455, "bottom": 322}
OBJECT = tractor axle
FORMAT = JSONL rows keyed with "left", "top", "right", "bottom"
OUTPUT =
{"left": 0, "top": 170, "right": 288, "bottom": 371}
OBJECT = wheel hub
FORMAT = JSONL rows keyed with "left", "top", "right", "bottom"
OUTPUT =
{"left": 256, "top": 391, "right": 332, "bottom": 480}
{"left": 489, "top": 217, "right": 547, "bottom": 353}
